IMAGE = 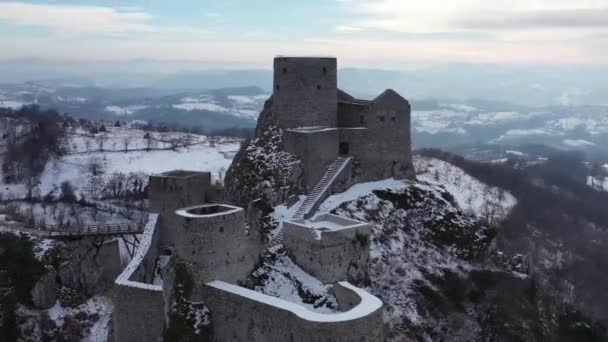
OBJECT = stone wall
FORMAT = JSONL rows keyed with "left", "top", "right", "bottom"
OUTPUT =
{"left": 149, "top": 170, "right": 212, "bottom": 247}
{"left": 338, "top": 90, "right": 415, "bottom": 181}
{"left": 164, "top": 204, "right": 262, "bottom": 293}
{"left": 149, "top": 170, "right": 211, "bottom": 214}
{"left": 273, "top": 57, "right": 337, "bottom": 129}
{"left": 283, "top": 128, "right": 339, "bottom": 190}
{"left": 283, "top": 214, "right": 371, "bottom": 283}
{"left": 97, "top": 239, "right": 123, "bottom": 287}
{"left": 204, "top": 280, "right": 384, "bottom": 342}
{"left": 113, "top": 214, "right": 165, "bottom": 342}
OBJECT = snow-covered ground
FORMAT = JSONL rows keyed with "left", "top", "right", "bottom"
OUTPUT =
{"left": 563, "top": 139, "right": 595, "bottom": 147}
{"left": 17, "top": 296, "right": 113, "bottom": 342}
{"left": 587, "top": 176, "right": 608, "bottom": 192}
{"left": 49, "top": 296, "right": 113, "bottom": 342}
{"left": 414, "top": 156, "right": 517, "bottom": 220}
{"left": 318, "top": 179, "right": 406, "bottom": 214}
{"left": 249, "top": 246, "right": 338, "bottom": 314}
{"left": 1, "top": 127, "right": 241, "bottom": 200}
{"left": 104, "top": 105, "right": 148, "bottom": 116}
{"left": 173, "top": 93, "right": 268, "bottom": 119}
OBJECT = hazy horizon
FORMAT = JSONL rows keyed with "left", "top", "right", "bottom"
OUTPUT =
{"left": 2, "top": 1, "right": 608, "bottom": 107}
{"left": 2, "top": 0, "right": 608, "bottom": 67}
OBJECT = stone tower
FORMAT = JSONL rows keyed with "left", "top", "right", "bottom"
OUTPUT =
{"left": 273, "top": 57, "right": 337, "bottom": 128}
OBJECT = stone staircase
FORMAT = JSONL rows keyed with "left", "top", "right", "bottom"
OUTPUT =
{"left": 269, "top": 157, "right": 352, "bottom": 246}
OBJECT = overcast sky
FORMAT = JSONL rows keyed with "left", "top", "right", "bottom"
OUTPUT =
{"left": 1, "top": 0, "right": 608, "bottom": 68}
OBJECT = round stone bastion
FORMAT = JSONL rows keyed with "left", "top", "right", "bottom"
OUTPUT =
{"left": 168, "top": 204, "right": 261, "bottom": 285}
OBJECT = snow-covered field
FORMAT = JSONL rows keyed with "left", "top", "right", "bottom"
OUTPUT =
{"left": 1, "top": 127, "right": 241, "bottom": 200}
{"left": 414, "top": 156, "right": 517, "bottom": 220}
{"left": 172, "top": 93, "right": 268, "bottom": 119}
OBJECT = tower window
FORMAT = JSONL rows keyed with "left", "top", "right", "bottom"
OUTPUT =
{"left": 359, "top": 115, "right": 365, "bottom": 125}
{"left": 317, "top": 85, "right": 321, "bottom": 90}
{"left": 276, "top": 85, "right": 280, "bottom": 91}
{"left": 283, "top": 67, "right": 287, "bottom": 74}
{"left": 379, "top": 116, "right": 385, "bottom": 123}
{"left": 323, "top": 67, "right": 327, "bottom": 74}
{"left": 391, "top": 116, "right": 396, "bottom": 122}
{"left": 339, "top": 142, "right": 350, "bottom": 155}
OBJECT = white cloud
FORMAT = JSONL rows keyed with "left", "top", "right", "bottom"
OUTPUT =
{"left": 333, "top": 0, "right": 608, "bottom": 63}
{"left": 0, "top": 2, "right": 210, "bottom": 36}
{"left": 341, "top": 0, "right": 608, "bottom": 33}
{"left": 336, "top": 25, "right": 363, "bottom": 33}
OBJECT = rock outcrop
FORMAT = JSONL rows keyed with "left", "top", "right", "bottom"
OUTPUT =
{"left": 225, "top": 124, "right": 302, "bottom": 207}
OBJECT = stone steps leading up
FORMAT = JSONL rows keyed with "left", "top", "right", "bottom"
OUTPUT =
{"left": 269, "top": 157, "right": 352, "bottom": 247}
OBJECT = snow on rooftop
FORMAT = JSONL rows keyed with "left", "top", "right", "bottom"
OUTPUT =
{"left": 207, "top": 280, "right": 382, "bottom": 323}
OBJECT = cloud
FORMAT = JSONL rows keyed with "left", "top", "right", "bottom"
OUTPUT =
{"left": 336, "top": 25, "right": 363, "bottom": 33}
{"left": 454, "top": 9, "right": 608, "bottom": 30}
{"left": 0, "top": 2, "right": 210, "bottom": 36}
{"left": 338, "top": 0, "right": 608, "bottom": 33}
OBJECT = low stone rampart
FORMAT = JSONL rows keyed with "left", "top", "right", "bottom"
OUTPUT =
{"left": 204, "top": 280, "right": 384, "bottom": 342}
{"left": 284, "top": 214, "right": 371, "bottom": 283}
{"left": 113, "top": 214, "right": 165, "bottom": 342}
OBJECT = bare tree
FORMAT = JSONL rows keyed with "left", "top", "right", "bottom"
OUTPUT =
{"left": 84, "top": 139, "right": 92, "bottom": 152}
{"left": 96, "top": 134, "right": 106, "bottom": 151}
{"left": 218, "top": 167, "right": 227, "bottom": 184}
{"left": 144, "top": 132, "right": 156, "bottom": 151}
{"left": 123, "top": 136, "right": 132, "bottom": 153}
{"left": 87, "top": 157, "right": 105, "bottom": 176}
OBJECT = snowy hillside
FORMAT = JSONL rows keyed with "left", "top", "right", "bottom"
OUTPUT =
{"left": 1, "top": 126, "right": 240, "bottom": 201}
{"left": 171, "top": 94, "right": 268, "bottom": 120}
{"left": 254, "top": 173, "right": 530, "bottom": 341}
{"left": 17, "top": 296, "right": 113, "bottom": 342}
{"left": 414, "top": 156, "right": 517, "bottom": 221}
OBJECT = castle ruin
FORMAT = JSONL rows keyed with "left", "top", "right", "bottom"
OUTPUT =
{"left": 111, "top": 57, "right": 416, "bottom": 341}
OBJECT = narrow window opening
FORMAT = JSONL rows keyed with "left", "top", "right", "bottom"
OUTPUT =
{"left": 282, "top": 67, "right": 287, "bottom": 74}
{"left": 317, "top": 84, "right": 321, "bottom": 90}
{"left": 339, "top": 142, "right": 350, "bottom": 155}
{"left": 359, "top": 115, "right": 365, "bottom": 125}
{"left": 391, "top": 116, "right": 396, "bottom": 122}
{"left": 379, "top": 116, "right": 385, "bottom": 123}
{"left": 323, "top": 67, "right": 327, "bottom": 74}
{"left": 276, "top": 85, "right": 280, "bottom": 91}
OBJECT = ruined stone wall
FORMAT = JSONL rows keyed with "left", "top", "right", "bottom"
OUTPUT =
{"left": 149, "top": 170, "right": 212, "bottom": 247}
{"left": 97, "top": 239, "right": 122, "bottom": 287}
{"left": 113, "top": 215, "right": 165, "bottom": 342}
{"left": 112, "top": 285, "right": 165, "bottom": 342}
{"left": 337, "top": 102, "right": 369, "bottom": 127}
{"left": 338, "top": 91, "right": 414, "bottom": 181}
{"left": 203, "top": 281, "right": 384, "bottom": 342}
{"left": 164, "top": 205, "right": 262, "bottom": 291}
{"left": 149, "top": 171, "right": 211, "bottom": 214}
{"left": 273, "top": 57, "right": 337, "bottom": 129}
{"left": 283, "top": 218, "right": 371, "bottom": 283}
{"left": 283, "top": 129, "right": 339, "bottom": 190}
